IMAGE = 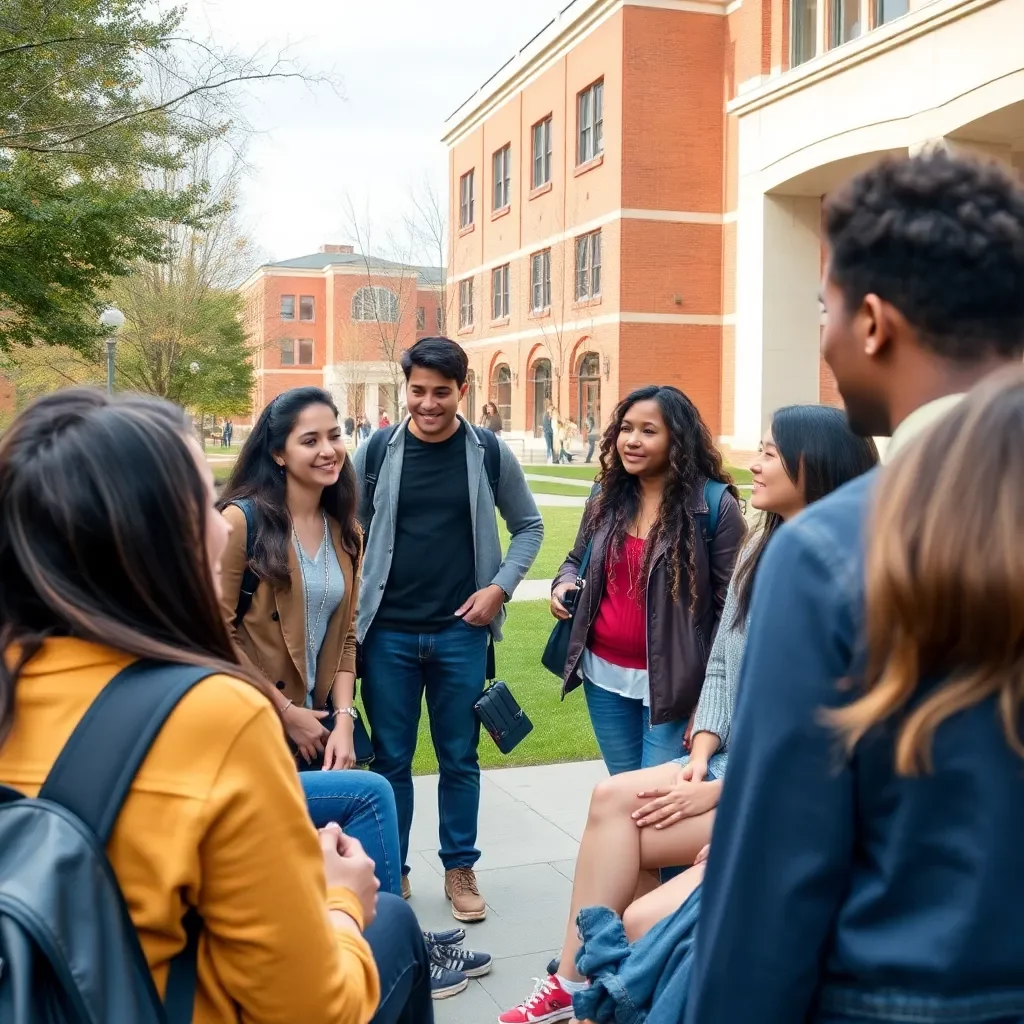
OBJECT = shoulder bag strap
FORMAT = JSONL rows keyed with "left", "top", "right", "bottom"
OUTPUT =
{"left": 40, "top": 660, "right": 218, "bottom": 1022}
{"left": 229, "top": 498, "right": 260, "bottom": 626}
{"left": 359, "top": 426, "right": 395, "bottom": 533}
{"left": 702, "top": 479, "right": 728, "bottom": 539}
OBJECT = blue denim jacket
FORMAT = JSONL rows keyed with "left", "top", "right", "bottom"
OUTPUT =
{"left": 686, "top": 470, "right": 1024, "bottom": 1024}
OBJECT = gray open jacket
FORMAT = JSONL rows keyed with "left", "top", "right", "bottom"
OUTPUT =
{"left": 352, "top": 415, "right": 544, "bottom": 642}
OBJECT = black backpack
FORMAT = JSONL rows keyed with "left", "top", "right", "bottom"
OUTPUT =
{"left": 358, "top": 422, "right": 501, "bottom": 533}
{"left": 0, "top": 660, "right": 213, "bottom": 1023}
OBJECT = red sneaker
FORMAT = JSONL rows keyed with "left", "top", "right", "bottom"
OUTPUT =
{"left": 498, "top": 974, "right": 576, "bottom": 1023}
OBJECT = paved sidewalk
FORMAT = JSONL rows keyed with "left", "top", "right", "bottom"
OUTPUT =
{"left": 407, "top": 760, "right": 608, "bottom": 1024}
{"left": 524, "top": 473, "right": 593, "bottom": 488}
{"left": 510, "top": 579, "right": 554, "bottom": 602}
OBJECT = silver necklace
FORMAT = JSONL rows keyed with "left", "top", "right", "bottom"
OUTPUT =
{"left": 294, "top": 510, "right": 330, "bottom": 653}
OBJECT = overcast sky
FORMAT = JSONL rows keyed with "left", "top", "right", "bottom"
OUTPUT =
{"left": 184, "top": 0, "right": 560, "bottom": 265}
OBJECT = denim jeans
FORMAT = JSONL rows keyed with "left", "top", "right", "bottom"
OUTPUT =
{"left": 364, "top": 893, "right": 434, "bottom": 1024}
{"left": 583, "top": 680, "right": 688, "bottom": 775}
{"left": 299, "top": 768, "right": 402, "bottom": 896}
{"left": 362, "top": 619, "right": 489, "bottom": 874}
{"left": 544, "top": 433, "right": 554, "bottom": 461}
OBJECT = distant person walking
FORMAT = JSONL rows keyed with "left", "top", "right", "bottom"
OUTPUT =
{"left": 585, "top": 412, "right": 599, "bottom": 464}
{"left": 480, "top": 402, "right": 503, "bottom": 435}
{"left": 542, "top": 402, "right": 555, "bottom": 463}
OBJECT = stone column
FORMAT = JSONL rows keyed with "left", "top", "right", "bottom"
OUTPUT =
{"left": 733, "top": 185, "right": 823, "bottom": 449}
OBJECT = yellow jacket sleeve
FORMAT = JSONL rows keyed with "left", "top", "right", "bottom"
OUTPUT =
{"left": 198, "top": 701, "right": 380, "bottom": 1023}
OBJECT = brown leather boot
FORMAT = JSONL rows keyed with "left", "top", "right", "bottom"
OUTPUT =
{"left": 444, "top": 867, "right": 486, "bottom": 922}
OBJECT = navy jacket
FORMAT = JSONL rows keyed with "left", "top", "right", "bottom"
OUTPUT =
{"left": 687, "top": 470, "right": 1024, "bottom": 1024}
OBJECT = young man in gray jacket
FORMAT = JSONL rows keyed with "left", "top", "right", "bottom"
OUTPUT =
{"left": 354, "top": 337, "right": 543, "bottom": 922}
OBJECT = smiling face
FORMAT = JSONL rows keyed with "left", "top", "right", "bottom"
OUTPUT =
{"left": 749, "top": 426, "right": 804, "bottom": 519}
{"left": 615, "top": 398, "right": 671, "bottom": 478}
{"left": 406, "top": 365, "right": 465, "bottom": 440}
{"left": 273, "top": 402, "right": 345, "bottom": 489}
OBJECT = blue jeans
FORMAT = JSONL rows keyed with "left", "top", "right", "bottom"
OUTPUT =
{"left": 299, "top": 769, "right": 402, "bottom": 896}
{"left": 364, "top": 893, "right": 434, "bottom": 1024}
{"left": 362, "top": 619, "right": 489, "bottom": 874}
{"left": 583, "top": 680, "right": 688, "bottom": 775}
{"left": 544, "top": 433, "right": 554, "bottom": 461}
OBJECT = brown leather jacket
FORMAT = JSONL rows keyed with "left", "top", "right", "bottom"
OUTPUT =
{"left": 218, "top": 504, "right": 362, "bottom": 711}
{"left": 553, "top": 480, "right": 746, "bottom": 725}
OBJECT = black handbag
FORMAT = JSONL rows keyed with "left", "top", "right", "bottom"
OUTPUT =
{"left": 474, "top": 679, "right": 533, "bottom": 754}
{"left": 541, "top": 538, "right": 594, "bottom": 677}
{"left": 297, "top": 690, "right": 374, "bottom": 771}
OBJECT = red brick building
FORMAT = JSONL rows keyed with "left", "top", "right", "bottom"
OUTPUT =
{"left": 239, "top": 244, "right": 443, "bottom": 424}
{"left": 444, "top": 0, "right": 1024, "bottom": 451}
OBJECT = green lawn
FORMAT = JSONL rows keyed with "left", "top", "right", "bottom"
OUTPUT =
{"left": 499, "top": 505, "right": 583, "bottom": 580}
{"left": 527, "top": 480, "right": 593, "bottom": 498}
{"left": 370, "top": 600, "right": 600, "bottom": 775}
{"left": 527, "top": 462, "right": 753, "bottom": 486}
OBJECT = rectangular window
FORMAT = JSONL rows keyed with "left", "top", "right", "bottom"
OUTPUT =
{"left": 298, "top": 295, "right": 314, "bottom": 321}
{"left": 829, "top": 0, "right": 860, "bottom": 47}
{"left": 874, "top": 0, "right": 909, "bottom": 24}
{"left": 531, "top": 250, "right": 551, "bottom": 312}
{"left": 280, "top": 339, "right": 295, "bottom": 365}
{"left": 577, "top": 80, "right": 604, "bottom": 165}
{"left": 492, "top": 264, "right": 510, "bottom": 320}
{"left": 459, "top": 278, "right": 474, "bottom": 329}
{"left": 436, "top": 308, "right": 443, "bottom": 329}
{"left": 575, "top": 230, "right": 602, "bottom": 300}
{"left": 493, "top": 145, "right": 511, "bottom": 210}
{"left": 532, "top": 117, "right": 552, "bottom": 188}
{"left": 416, "top": 306, "right": 426, "bottom": 330}
{"left": 280, "top": 295, "right": 295, "bottom": 320}
{"left": 790, "top": 0, "right": 818, "bottom": 66}
{"left": 459, "top": 170, "right": 475, "bottom": 228}
{"left": 298, "top": 339, "right": 314, "bottom": 365}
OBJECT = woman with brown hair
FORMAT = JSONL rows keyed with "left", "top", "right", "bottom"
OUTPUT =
{"left": 0, "top": 388, "right": 432, "bottom": 1023}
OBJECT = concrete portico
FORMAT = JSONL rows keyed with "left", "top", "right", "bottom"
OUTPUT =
{"left": 728, "top": 0, "right": 1024, "bottom": 450}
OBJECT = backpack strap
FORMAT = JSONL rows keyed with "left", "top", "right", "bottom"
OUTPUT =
{"left": 228, "top": 497, "right": 260, "bottom": 626}
{"left": 39, "top": 660, "right": 218, "bottom": 1023}
{"left": 702, "top": 479, "right": 728, "bottom": 539}
{"left": 471, "top": 424, "right": 502, "bottom": 499}
{"left": 358, "top": 426, "right": 396, "bottom": 533}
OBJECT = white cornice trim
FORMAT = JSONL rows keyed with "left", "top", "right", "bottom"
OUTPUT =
{"left": 453, "top": 207, "right": 732, "bottom": 282}
{"left": 239, "top": 264, "right": 440, "bottom": 293}
{"left": 254, "top": 367, "right": 327, "bottom": 377}
{"left": 442, "top": 0, "right": 734, "bottom": 147}
{"left": 457, "top": 310, "right": 727, "bottom": 349}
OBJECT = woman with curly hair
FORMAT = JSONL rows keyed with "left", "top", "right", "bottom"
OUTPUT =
{"left": 549, "top": 385, "right": 746, "bottom": 775}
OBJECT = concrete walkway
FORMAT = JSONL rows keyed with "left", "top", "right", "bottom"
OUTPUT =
{"left": 510, "top": 579, "right": 555, "bottom": 602}
{"left": 408, "top": 760, "right": 608, "bottom": 1024}
{"left": 524, "top": 473, "right": 593, "bottom": 488}
{"left": 531, "top": 492, "right": 587, "bottom": 507}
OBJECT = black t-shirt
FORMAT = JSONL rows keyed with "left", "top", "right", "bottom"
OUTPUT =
{"left": 374, "top": 424, "right": 477, "bottom": 633}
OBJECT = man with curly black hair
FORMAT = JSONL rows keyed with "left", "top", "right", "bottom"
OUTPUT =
{"left": 687, "top": 148, "right": 1024, "bottom": 1024}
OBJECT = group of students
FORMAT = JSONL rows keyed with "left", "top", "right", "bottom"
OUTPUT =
{"left": 1, "top": 145, "right": 1023, "bottom": 1024}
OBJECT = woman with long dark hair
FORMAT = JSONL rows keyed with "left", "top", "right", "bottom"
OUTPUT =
{"left": 216, "top": 388, "right": 405, "bottom": 890}
{"left": 549, "top": 385, "right": 746, "bottom": 775}
{"left": 0, "top": 388, "right": 433, "bottom": 1023}
{"left": 502, "top": 404, "right": 878, "bottom": 1024}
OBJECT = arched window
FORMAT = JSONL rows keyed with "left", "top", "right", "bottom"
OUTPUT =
{"left": 577, "top": 351, "right": 601, "bottom": 433}
{"left": 465, "top": 370, "right": 477, "bottom": 424}
{"left": 352, "top": 286, "right": 400, "bottom": 323}
{"left": 491, "top": 363, "right": 512, "bottom": 432}
{"left": 530, "top": 358, "right": 552, "bottom": 434}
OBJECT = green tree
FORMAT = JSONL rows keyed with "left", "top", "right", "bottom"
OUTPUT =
{"left": 0, "top": 0, "right": 306, "bottom": 354}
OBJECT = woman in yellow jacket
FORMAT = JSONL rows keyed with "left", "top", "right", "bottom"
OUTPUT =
{"left": 0, "top": 389, "right": 432, "bottom": 1024}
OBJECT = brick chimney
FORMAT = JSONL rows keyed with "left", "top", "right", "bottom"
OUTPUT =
{"left": 319, "top": 244, "right": 354, "bottom": 254}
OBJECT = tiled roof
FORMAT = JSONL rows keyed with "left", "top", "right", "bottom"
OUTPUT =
{"left": 266, "top": 251, "right": 443, "bottom": 286}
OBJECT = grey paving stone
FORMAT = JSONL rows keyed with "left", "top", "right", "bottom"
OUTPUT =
{"left": 477, "top": 949, "right": 563, "bottom": 1016}
{"left": 434, "top": 977, "right": 502, "bottom": 1024}
{"left": 550, "top": 858, "right": 576, "bottom": 882}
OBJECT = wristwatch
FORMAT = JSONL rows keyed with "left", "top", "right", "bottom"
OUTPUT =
{"left": 333, "top": 706, "right": 360, "bottom": 721}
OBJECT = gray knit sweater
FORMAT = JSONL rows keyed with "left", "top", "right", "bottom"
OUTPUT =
{"left": 690, "top": 554, "right": 750, "bottom": 752}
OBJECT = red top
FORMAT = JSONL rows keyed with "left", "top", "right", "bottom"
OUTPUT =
{"left": 588, "top": 534, "right": 647, "bottom": 670}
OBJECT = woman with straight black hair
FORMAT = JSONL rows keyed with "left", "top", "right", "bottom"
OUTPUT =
{"left": 216, "top": 388, "right": 406, "bottom": 892}
{"left": 0, "top": 388, "right": 433, "bottom": 1024}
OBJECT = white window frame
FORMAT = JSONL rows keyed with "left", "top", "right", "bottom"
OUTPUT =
{"left": 492, "top": 264, "right": 510, "bottom": 320}
{"left": 298, "top": 295, "right": 314, "bottom": 321}
{"left": 352, "top": 286, "right": 400, "bottom": 323}
{"left": 575, "top": 230, "right": 602, "bottom": 300}
{"left": 531, "top": 250, "right": 551, "bottom": 313}
{"left": 280, "top": 294, "right": 295, "bottom": 321}
{"left": 298, "top": 339, "right": 314, "bottom": 365}
{"left": 532, "top": 117, "right": 552, "bottom": 189}
{"left": 459, "top": 278, "right": 474, "bottom": 329}
{"left": 459, "top": 170, "right": 475, "bottom": 228}
{"left": 280, "top": 338, "right": 295, "bottom": 365}
{"left": 577, "top": 80, "right": 604, "bottom": 165}
{"left": 493, "top": 145, "right": 511, "bottom": 211}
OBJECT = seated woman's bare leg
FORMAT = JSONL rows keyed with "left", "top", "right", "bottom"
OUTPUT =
{"left": 554, "top": 764, "right": 713, "bottom": 982}
{"left": 622, "top": 862, "right": 706, "bottom": 942}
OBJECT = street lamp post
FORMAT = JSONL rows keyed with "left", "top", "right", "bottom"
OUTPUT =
{"left": 99, "top": 307, "right": 125, "bottom": 395}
